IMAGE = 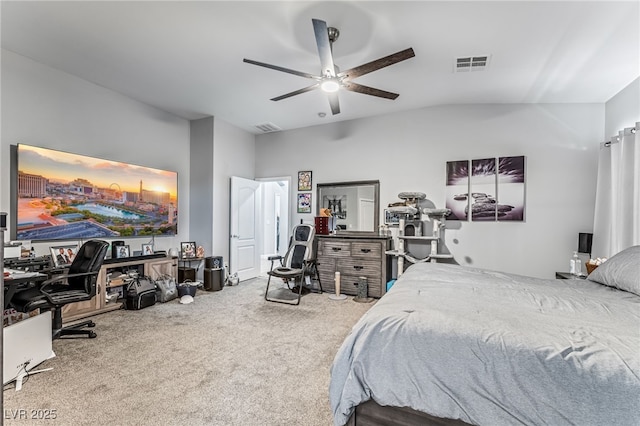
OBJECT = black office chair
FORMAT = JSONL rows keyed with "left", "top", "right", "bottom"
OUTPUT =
{"left": 265, "top": 224, "right": 322, "bottom": 305}
{"left": 11, "top": 240, "right": 109, "bottom": 339}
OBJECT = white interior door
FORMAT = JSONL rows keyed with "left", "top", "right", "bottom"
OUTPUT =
{"left": 230, "top": 176, "right": 261, "bottom": 281}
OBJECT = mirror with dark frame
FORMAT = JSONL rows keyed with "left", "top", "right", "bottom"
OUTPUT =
{"left": 316, "top": 180, "right": 380, "bottom": 234}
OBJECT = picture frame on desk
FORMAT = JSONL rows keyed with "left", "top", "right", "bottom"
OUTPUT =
{"left": 49, "top": 244, "right": 78, "bottom": 268}
{"left": 180, "top": 241, "right": 196, "bottom": 259}
{"left": 142, "top": 243, "right": 154, "bottom": 256}
{"left": 115, "top": 245, "right": 130, "bottom": 259}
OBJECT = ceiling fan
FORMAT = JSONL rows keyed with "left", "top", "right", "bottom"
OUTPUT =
{"left": 243, "top": 18, "right": 415, "bottom": 115}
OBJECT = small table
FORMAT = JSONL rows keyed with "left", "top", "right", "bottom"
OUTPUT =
{"left": 178, "top": 257, "right": 203, "bottom": 282}
{"left": 555, "top": 272, "right": 587, "bottom": 280}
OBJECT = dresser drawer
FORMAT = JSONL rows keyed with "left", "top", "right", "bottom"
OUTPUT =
{"left": 337, "top": 258, "right": 380, "bottom": 279}
{"left": 335, "top": 275, "right": 360, "bottom": 296}
{"left": 316, "top": 257, "right": 336, "bottom": 276}
{"left": 351, "top": 241, "right": 381, "bottom": 259}
{"left": 320, "top": 240, "right": 351, "bottom": 257}
{"left": 319, "top": 271, "right": 336, "bottom": 292}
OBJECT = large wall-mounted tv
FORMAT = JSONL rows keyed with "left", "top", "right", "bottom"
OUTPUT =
{"left": 13, "top": 144, "right": 178, "bottom": 242}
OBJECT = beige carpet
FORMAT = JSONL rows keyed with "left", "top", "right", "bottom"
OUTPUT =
{"left": 3, "top": 278, "right": 375, "bottom": 426}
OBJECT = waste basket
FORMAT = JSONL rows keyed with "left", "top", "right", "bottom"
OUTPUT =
{"left": 204, "top": 256, "right": 225, "bottom": 291}
{"left": 204, "top": 268, "right": 225, "bottom": 291}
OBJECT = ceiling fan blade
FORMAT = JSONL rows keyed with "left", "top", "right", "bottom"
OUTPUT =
{"left": 338, "top": 48, "right": 415, "bottom": 80}
{"left": 343, "top": 82, "right": 399, "bottom": 100}
{"left": 328, "top": 92, "right": 340, "bottom": 115}
{"left": 271, "top": 83, "right": 321, "bottom": 101}
{"left": 312, "top": 19, "right": 336, "bottom": 77}
{"left": 243, "top": 58, "right": 320, "bottom": 80}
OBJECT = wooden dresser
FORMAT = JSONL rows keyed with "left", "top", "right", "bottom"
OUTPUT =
{"left": 316, "top": 235, "right": 391, "bottom": 298}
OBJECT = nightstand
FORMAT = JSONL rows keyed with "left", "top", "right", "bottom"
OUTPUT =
{"left": 555, "top": 272, "right": 587, "bottom": 280}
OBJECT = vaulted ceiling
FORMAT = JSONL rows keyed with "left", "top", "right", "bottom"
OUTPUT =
{"left": 2, "top": 1, "right": 638, "bottom": 134}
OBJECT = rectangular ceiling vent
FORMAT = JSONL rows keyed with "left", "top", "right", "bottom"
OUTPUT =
{"left": 454, "top": 55, "right": 491, "bottom": 73}
{"left": 254, "top": 122, "right": 282, "bottom": 133}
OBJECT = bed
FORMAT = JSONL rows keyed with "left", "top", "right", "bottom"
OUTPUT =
{"left": 330, "top": 246, "right": 640, "bottom": 426}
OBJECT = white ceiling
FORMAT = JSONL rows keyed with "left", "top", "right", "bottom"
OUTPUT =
{"left": 2, "top": 1, "right": 638, "bottom": 134}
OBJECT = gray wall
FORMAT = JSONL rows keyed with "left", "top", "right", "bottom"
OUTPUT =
{"left": 255, "top": 103, "right": 605, "bottom": 279}
{"left": 0, "top": 51, "right": 257, "bottom": 266}
{"left": 605, "top": 77, "right": 640, "bottom": 138}
{"left": 212, "top": 117, "right": 255, "bottom": 264}
{"left": 1, "top": 50, "right": 190, "bottom": 256}
{"left": 3, "top": 46, "right": 633, "bottom": 279}
{"left": 189, "top": 117, "right": 215, "bottom": 262}
{"left": 190, "top": 116, "right": 256, "bottom": 274}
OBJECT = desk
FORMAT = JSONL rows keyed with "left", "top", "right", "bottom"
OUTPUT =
{"left": 3, "top": 270, "right": 48, "bottom": 309}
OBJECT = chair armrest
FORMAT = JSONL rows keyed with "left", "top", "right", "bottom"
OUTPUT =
{"left": 40, "top": 270, "right": 100, "bottom": 288}
{"left": 39, "top": 270, "right": 100, "bottom": 304}
{"left": 267, "top": 255, "right": 284, "bottom": 271}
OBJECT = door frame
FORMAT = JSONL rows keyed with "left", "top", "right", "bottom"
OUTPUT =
{"left": 256, "top": 176, "right": 291, "bottom": 273}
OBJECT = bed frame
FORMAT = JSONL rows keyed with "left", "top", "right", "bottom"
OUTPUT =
{"left": 346, "top": 400, "right": 471, "bottom": 426}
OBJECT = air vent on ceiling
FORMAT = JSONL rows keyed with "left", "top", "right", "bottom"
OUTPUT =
{"left": 454, "top": 55, "right": 491, "bottom": 73}
{"left": 254, "top": 122, "right": 282, "bottom": 133}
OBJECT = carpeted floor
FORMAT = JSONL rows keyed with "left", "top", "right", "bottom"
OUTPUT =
{"left": 3, "top": 277, "right": 375, "bottom": 425}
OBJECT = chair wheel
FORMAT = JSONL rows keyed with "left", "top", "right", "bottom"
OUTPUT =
{"left": 87, "top": 322, "right": 96, "bottom": 328}
{"left": 89, "top": 331, "right": 97, "bottom": 338}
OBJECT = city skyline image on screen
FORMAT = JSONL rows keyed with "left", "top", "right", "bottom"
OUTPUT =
{"left": 15, "top": 144, "right": 178, "bottom": 241}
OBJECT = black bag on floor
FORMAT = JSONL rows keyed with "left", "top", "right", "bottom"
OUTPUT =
{"left": 125, "top": 275, "right": 157, "bottom": 310}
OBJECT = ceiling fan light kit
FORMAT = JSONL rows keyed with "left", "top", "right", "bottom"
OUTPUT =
{"left": 243, "top": 18, "right": 415, "bottom": 115}
{"left": 321, "top": 79, "right": 340, "bottom": 93}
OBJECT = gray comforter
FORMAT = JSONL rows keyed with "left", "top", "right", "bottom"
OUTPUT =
{"left": 330, "top": 263, "right": 640, "bottom": 425}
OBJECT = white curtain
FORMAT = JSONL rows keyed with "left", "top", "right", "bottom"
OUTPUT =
{"left": 592, "top": 122, "right": 640, "bottom": 258}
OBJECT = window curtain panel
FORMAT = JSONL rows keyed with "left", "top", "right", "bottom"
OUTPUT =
{"left": 592, "top": 122, "right": 639, "bottom": 258}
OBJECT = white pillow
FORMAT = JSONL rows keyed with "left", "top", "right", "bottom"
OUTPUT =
{"left": 587, "top": 245, "right": 640, "bottom": 296}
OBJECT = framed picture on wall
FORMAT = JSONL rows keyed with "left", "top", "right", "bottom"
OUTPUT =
{"left": 297, "top": 193, "right": 312, "bottom": 213}
{"left": 298, "top": 171, "right": 312, "bottom": 191}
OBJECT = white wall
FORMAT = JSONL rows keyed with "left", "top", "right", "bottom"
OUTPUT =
{"left": 605, "top": 77, "right": 640, "bottom": 138}
{"left": 212, "top": 117, "right": 255, "bottom": 264}
{"left": 255, "top": 103, "right": 605, "bottom": 278}
{"left": 1, "top": 50, "right": 190, "bottom": 255}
